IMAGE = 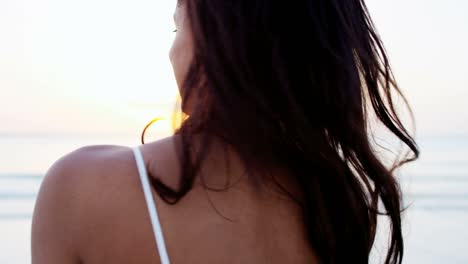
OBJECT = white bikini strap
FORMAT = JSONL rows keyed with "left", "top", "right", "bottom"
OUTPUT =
{"left": 132, "top": 146, "right": 171, "bottom": 264}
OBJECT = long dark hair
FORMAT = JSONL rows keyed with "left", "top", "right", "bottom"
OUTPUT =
{"left": 143, "top": 0, "right": 419, "bottom": 263}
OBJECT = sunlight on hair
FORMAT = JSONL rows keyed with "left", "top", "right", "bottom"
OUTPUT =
{"left": 141, "top": 117, "right": 167, "bottom": 144}
{"left": 170, "top": 95, "right": 188, "bottom": 132}
{"left": 141, "top": 95, "right": 186, "bottom": 144}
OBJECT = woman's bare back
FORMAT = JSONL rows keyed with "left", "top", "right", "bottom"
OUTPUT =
{"left": 32, "top": 136, "right": 317, "bottom": 263}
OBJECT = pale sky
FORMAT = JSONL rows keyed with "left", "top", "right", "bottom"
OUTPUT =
{"left": 1, "top": 0, "right": 467, "bottom": 137}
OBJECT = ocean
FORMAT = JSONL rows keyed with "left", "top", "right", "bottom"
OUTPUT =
{"left": 0, "top": 135, "right": 467, "bottom": 263}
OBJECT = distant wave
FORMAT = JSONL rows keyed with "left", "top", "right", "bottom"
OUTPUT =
{"left": 0, "top": 213, "right": 32, "bottom": 220}
{"left": 403, "top": 175, "right": 468, "bottom": 181}
{"left": 0, "top": 174, "right": 43, "bottom": 180}
{"left": 0, "top": 193, "right": 37, "bottom": 200}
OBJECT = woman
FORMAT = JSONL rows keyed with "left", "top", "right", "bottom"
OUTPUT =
{"left": 32, "top": 0, "right": 419, "bottom": 263}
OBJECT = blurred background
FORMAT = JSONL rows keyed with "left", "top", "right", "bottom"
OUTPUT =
{"left": 1, "top": 0, "right": 467, "bottom": 263}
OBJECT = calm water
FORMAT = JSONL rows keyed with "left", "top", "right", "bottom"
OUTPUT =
{"left": 1, "top": 135, "right": 467, "bottom": 263}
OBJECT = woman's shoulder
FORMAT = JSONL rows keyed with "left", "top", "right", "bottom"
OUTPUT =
{"left": 31, "top": 144, "right": 133, "bottom": 262}
{"left": 44, "top": 135, "right": 180, "bottom": 189}
{"left": 36, "top": 135, "right": 183, "bottom": 215}
{"left": 33, "top": 144, "right": 138, "bottom": 225}
{"left": 32, "top": 136, "right": 182, "bottom": 262}
{"left": 39, "top": 144, "right": 134, "bottom": 197}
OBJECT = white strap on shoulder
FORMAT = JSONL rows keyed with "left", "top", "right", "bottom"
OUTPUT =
{"left": 132, "top": 146, "right": 171, "bottom": 264}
